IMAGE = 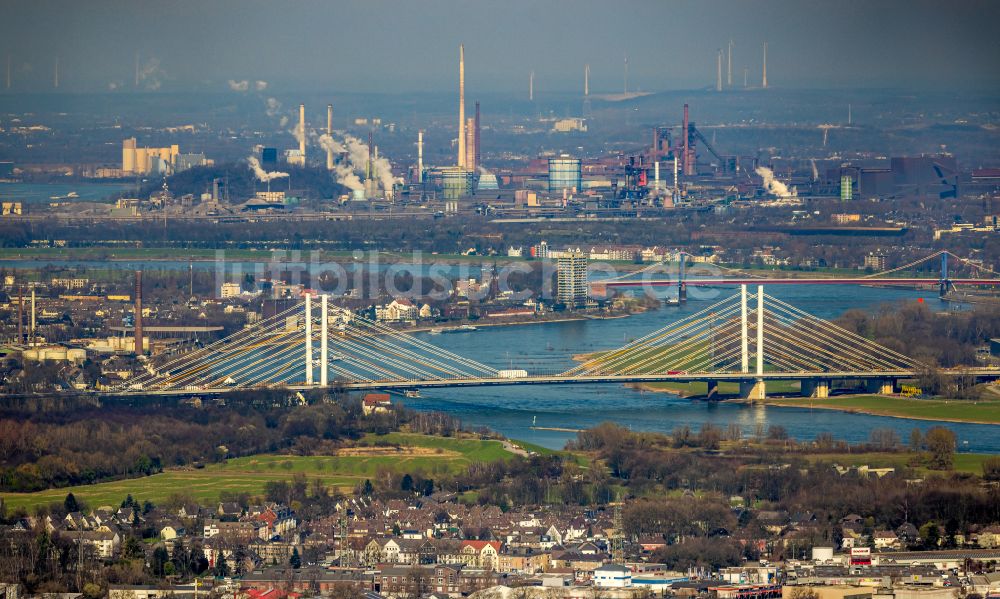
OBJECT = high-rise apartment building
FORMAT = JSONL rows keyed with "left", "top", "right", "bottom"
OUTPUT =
{"left": 557, "top": 251, "right": 589, "bottom": 306}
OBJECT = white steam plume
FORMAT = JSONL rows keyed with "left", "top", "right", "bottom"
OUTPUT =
{"left": 317, "top": 132, "right": 398, "bottom": 195}
{"left": 137, "top": 58, "right": 164, "bottom": 91}
{"left": 290, "top": 123, "right": 306, "bottom": 151}
{"left": 255, "top": 80, "right": 268, "bottom": 91}
{"left": 342, "top": 134, "right": 397, "bottom": 195}
{"left": 317, "top": 133, "right": 346, "bottom": 155}
{"left": 317, "top": 134, "right": 363, "bottom": 191}
{"left": 264, "top": 97, "right": 289, "bottom": 127}
{"left": 247, "top": 156, "right": 289, "bottom": 183}
{"left": 228, "top": 79, "right": 249, "bottom": 92}
{"left": 265, "top": 97, "right": 282, "bottom": 117}
{"left": 756, "top": 166, "right": 797, "bottom": 198}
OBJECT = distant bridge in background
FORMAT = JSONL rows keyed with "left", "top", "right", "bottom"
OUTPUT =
{"left": 590, "top": 250, "right": 1000, "bottom": 300}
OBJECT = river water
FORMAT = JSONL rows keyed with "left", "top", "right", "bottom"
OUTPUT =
{"left": 0, "top": 182, "right": 133, "bottom": 204}
{"left": 400, "top": 285, "right": 1000, "bottom": 452}
{"left": 3, "top": 185, "right": 996, "bottom": 453}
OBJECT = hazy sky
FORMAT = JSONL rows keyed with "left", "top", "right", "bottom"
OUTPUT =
{"left": 3, "top": 0, "right": 999, "bottom": 93}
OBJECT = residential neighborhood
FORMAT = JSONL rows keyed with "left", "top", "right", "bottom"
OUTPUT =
{"left": 5, "top": 484, "right": 1000, "bottom": 598}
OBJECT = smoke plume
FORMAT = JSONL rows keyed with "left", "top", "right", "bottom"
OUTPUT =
{"left": 342, "top": 134, "right": 397, "bottom": 196}
{"left": 317, "top": 134, "right": 363, "bottom": 191}
{"left": 228, "top": 79, "right": 250, "bottom": 92}
{"left": 756, "top": 166, "right": 797, "bottom": 198}
{"left": 137, "top": 58, "right": 165, "bottom": 91}
{"left": 265, "top": 97, "right": 282, "bottom": 117}
{"left": 247, "top": 156, "right": 289, "bottom": 183}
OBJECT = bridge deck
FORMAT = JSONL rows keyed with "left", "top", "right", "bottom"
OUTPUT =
{"left": 122, "top": 368, "right": 1000, "bottom": 396}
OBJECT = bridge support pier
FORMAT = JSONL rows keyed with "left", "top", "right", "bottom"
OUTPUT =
{"left": 677, "top": 253, "right": 687, "bottom": 303}
{"left": 865, "top": 379, "right": 895, "bottom": 395}
{"left": 801, "top": 379, "right": 830, "bottom": 398}
{"left": 705, "top": 380, "right": 719, "bottom": 400}
{"left": 740, "top": 379, "right": 766, "bottom": 402}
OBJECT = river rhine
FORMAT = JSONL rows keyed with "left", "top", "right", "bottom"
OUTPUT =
{"left": 3, "top": 179, "right": 996, "bottom": 453}
{"left": 402, "top": 285, "right": 1000, "bottom": 452}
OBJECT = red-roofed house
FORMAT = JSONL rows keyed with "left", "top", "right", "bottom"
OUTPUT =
{"left": 460, "top": 540, "right": 501, "bottom": 569}
{"left": 362, "top": 393, "right": 392, "bottom": 415}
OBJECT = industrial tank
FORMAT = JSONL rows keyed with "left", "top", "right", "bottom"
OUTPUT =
{"left": 548, "top": 155, "right": 582, "bottom": 193}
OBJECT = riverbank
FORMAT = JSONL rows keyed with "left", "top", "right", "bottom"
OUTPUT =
{"left": 762, "top": 395, "right": 1000, "bottom": 425}
{"left": 403, "top": 311, "right": 638, "bottom": 335}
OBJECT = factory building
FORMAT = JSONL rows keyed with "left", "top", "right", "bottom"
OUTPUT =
{"left": 261, "top": 147, "right": 279, "bottom": 168}
{"left": 439, "top": 167, "right": 475, "bottom": 200}
{"left": 175, "top": 153, "right": 208, "bottom": 172}
{"left": 829, "top": 155, "right": 959, "bottom": 200}
{"left": 549, "top": 155, "right": 582, "bottom": 194}
{"left": 122, "top": 139, "right": 208, "bottom": 176}
{"left": 122, "top": 138, "right": 180, "bottom": 175}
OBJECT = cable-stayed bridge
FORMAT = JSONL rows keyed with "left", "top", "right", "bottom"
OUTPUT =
{"left": 117, "top": 285, "right": 1000, "bottom": 401}
{"left": 590, "top": 250, "right": 1000, "bottom": 299}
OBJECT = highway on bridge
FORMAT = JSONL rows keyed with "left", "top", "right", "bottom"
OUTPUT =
{"left": 123, "top": 368, "right": 1000, "bottom": 396}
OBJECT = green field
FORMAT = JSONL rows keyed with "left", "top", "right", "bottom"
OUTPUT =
{"left": 765, "top": 395, "right": 1000, "bottom": 425}
{"left": 0, "top": 247, "right": 529, "bottom": 265}
{"left": 0, "top": 433, "right": 519, "bottom": 513}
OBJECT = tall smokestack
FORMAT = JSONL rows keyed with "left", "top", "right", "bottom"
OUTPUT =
{"left": 762, "top": 41, "right": 768, "bottom": 89}
{"left": 673, "top": 155, "right": 679, "bottom": 196}
{"left": 417, "top": 130, "right": 424, "bottom": 181}
{"left": 458, "top": 44, "right": 466, "bottom": 169}
{"left": 716, "top": 50, "right": 722, "bottom": 92}
{"left": 623, "top": 54, "right": 628, "bottom": 94}
{"left": 584, "top": 63, "right": 589, "bottom": 96}
{"left": 367, "top": 130, "right": 373, "bottom": 180}
{"left": 134, "top": 52, "right": 139, "bottom": 88}
{"left": 727, "top": 41, "right": 733, "bottom": 87}
{"left": 682, "top": 103, "right": 690, "bottom": 177}
{"left": 298, "top": 103, "right": 306, "bottom": 163}
{"left": 465, "top": 118, "right": 475, "bottom": 171}
{"left": 134, "top": 271, "right": 143, "bottom": 355}
{"left": 6, "top": 55, "right": 11, "bottom": 90}
{"left": 54, "top": 57, "right": 58, "bottom": 89}
{"left": 326, "top": 103, "right": 334, "bottom": 170}
{"left": 30, "top": 288, "right": 35, "bottom": 345}
{"left": 529, "top": 70, "right": 534, "bottom": 101}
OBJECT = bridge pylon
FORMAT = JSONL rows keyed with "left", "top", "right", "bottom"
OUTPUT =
{"left": 939, "top": 252, "right": 951, "bottom": 298}
{"left": 561, "top": 284, "right": 921, "bottom": 401}
{"left": 116, "top": 296, "right": 501, "bottom": 393}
